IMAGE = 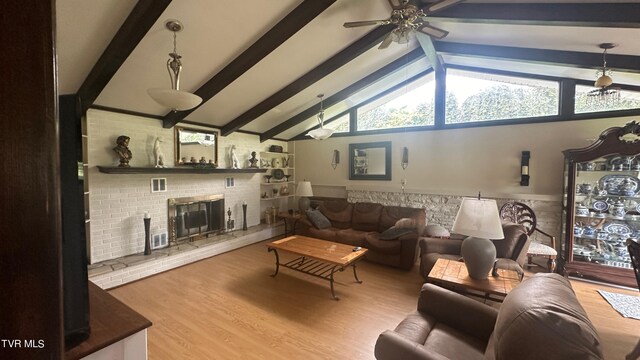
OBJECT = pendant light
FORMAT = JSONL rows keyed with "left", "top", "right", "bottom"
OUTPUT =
{"left": 306, "top": 94, "right": 334, "bottom": 140}
{"left": 147, "top": 19, "right": 202, "bottom": 112}
{"left": 587, "top": 43, "right": 620, "bottom": 103}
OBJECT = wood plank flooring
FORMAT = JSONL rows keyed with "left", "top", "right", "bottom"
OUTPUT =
{"left": 108, "top": 241, "right": 639, "bottom": 359}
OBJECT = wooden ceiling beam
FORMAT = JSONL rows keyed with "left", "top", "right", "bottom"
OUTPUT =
{"left": 77, "top": 0, "right": 172, "bottom": 113}
{"left": 434, "top": 41, "right": 640, "bottom": 74}
{"left": 274, "top": 48, "right": 425, "bottom": 141}
{"left": 224, "top": 24, "right": 395, "bottom": 138}
{"left": 162, "top": 0, "right": 336, "bottom": 129}
{"left": 429, "top": 3, "right": 640, "bottom": 28}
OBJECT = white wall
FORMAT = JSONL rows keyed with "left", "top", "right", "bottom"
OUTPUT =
{"left": 86, "top": 109, "right": 287, "bottom": 263}
{"left": 293, "top": 116, "right": 636, "bottom": 199}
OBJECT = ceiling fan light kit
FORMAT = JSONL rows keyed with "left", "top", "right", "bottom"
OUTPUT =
{"left": 147, "top": 19, "right": 202, "bottom": 112}
{"left": 306, "top": 94, "right": 335, "bottom": 140}
{"left": 343, "top": 0, "right": 463, "bottom": 49}
{"left": 587, "top": 42, "right": 620, "bottom": 104}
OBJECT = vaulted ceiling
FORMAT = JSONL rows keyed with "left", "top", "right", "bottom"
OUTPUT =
{"left": 56, "top": 0, "right": 640, "bottom": 141}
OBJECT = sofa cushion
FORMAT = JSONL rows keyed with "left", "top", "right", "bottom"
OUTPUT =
{"left": 492, "top": 273, "right": 603, "bottom": 360}
{"left": 423, "top": 323, "right": 486, "bottom": 360}
{"left": 379, "top": 206, "right": 426, "bottom": 233}
{"left": 379, "top": 227, "right": 416, "bottom": 240}
{"left": 307, "top": 227, "right": 338, "bottom": 242}
{"left": 318, "top": 200, "right": 352, "bottom": 229}
{"left": 305, "top": 209, "right": 331, "bottom": 229}
{"left": 335, "top": 228, "right": 369, "bottom": 247}
{"left": 352, "top": 202, "right": 384, "bottom": 231}
{"left": 365, "top": 233, "right": 402, "bottom": 254}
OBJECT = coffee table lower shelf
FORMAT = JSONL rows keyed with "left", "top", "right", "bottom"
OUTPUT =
{"left": 268, "top": 250, "right": 362, "bottom": 300}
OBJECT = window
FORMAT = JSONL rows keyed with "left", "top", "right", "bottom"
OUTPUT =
{"left": 574, "top": 85, "right": 640, "bottom": 114}
{"left": 356, "top": 73, "right": 435, "bottom": 131}
{"left": 325, "top": 113, "right": 350, "bottom": 133}
{"left": 445, "top": 69, "right": 559, "bottom": 124}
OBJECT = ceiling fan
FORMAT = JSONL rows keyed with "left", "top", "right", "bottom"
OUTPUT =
{"left": 343, "top": 0, "right": 464, "bottom": 49}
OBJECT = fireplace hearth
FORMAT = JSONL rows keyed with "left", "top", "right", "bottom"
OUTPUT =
{"left": 168, "top": 194, "right": 225, "bottom": 244}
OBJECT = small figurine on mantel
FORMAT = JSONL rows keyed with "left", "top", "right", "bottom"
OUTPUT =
{"left": 113, "top": 135, "right": 132, "bottom": 167}
{"left": 229, "top": 145, "right": 240, "bottom": 169}
{"left": 153, "top": 137, "right": 165, "bottom": 168}
{"left": 248, "top": 151, "right": 259, "bottom": 168}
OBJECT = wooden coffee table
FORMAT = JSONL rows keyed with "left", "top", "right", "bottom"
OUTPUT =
{"left": 266, "top": 235, "right": 368, "bottom": 300}
{"left": 427, "top": 258, "right": 521, "bottom": 302}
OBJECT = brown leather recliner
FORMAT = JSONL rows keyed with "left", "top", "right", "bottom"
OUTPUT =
{"left": 374, "top": 273, "right": 603, "bottom": 360}
{"left": 419, "top": 223, "right": 531, "bottom": 280}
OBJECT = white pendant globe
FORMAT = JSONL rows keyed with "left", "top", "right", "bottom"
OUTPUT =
{"left": 306, "top": 128, "right": 334, "bottom": 140}
{"left": 147, "top": 88, "right": 202, "bottom": 111}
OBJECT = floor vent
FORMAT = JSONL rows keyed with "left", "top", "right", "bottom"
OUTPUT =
{"left": 152, "top": 233, "right": 168, "bottom": 249}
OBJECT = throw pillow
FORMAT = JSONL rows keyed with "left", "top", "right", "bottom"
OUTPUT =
{"left": 424, "top": 224, "right": 451, "bottom": 238}
{"left": 379, "top": 227, "right": 415, "bottom": 240}
{"left": 306, "top": 209, "right": 331, "bottom": 229}
{"left": 394, "top": 218, "right": 416, "bottom": 229}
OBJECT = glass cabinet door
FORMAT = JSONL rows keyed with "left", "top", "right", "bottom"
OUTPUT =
{"left": 572, "top": 156, "right": 636, "bottom": 270}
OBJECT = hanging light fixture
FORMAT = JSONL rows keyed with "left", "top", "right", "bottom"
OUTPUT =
{"left": 587, "top": 43, "right": 620, "bottom": 103}
{"left": 306, "top": 94, "right": 335, "bottom": 140}
{"left": 147, "top": 19, "right": 202, "bottom": 112}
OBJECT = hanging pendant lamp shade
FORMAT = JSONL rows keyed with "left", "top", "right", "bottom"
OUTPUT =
{"left": 148, "top": 20, "right": 202, "bottom": 112}
{"left": 306, "top": 94, "right": 334, "bottom": 140}
{"left": 147, "top": 88, "right": 202, "bottom": 111}
{"left": 587, "top": 43, "right": 620, "bottom": 103}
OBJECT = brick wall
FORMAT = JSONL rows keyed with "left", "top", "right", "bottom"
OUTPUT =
{"left": 347, "top": 189, "right": 561, "bottom": 246}
{"left": 87, "top": 109, "right": 287, "bottom": 263}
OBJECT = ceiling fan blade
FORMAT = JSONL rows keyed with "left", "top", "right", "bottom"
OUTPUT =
{"left": 378, "top": 32, "right": 395, "bottom": 50}
{"left": 417, "top": 22, "right": 449, "bottom": 39}
{"left": 343, "top": 20, "right": 388, "bottom": 28}
{"left": 423, "top": 0, "right": 465, "bottom": 15}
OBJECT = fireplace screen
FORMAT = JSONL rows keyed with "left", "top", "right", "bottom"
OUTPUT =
{"left": 168, "top": 194, "right": 225, "bottom": 244}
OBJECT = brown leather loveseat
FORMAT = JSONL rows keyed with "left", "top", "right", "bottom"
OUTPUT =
{"left": 295, "top": 200, "right": 426, "bottom": 270}
{"left": 374, "top": 273, "right": 603, "bottom": 360}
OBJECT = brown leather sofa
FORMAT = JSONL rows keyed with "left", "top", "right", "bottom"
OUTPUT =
{"left": 375, "top": 273, "right": 603, "bottom": 360}
{"left": 295, "top": 200, "right": 426, "bottom": 270}
{"left": 419, "top": 223, "right": 531, "bottom": 279}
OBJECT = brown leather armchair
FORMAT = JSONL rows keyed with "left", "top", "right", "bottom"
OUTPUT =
{"left": 374, "top": 273, "right": 603, "bottom": 360}
{"left": 419, "top": 223, "right": 530, "bottom": 280}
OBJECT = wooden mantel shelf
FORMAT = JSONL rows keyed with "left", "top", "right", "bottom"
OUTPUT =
{"left": 97, "top": 166, "right": 267, "bottom": 174}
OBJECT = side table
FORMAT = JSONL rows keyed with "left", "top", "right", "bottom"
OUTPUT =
{"left": 427, "top": 258, "right": 521, "bottom": 303}
{"left": 278, "top": 212, "right": 301, "bottom": 237}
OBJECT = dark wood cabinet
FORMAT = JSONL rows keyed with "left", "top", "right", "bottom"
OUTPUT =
{"left": 561, "top": 121, "right": 639, "bottom": 288}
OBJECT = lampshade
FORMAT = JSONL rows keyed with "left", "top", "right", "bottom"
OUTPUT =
{"left": 147, "top": 88, "right": 202, "bottom": 111}
{"left": 306, "top": 128, "right": 334, "bottom": 140}
{"left": 452, "top": 197, "right": 504, "bottom": 240}
{"left": 296, "top": 181, "right": 313, "bottom": 197}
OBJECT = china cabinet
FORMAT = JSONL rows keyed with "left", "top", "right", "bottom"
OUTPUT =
{"left": 561, "top": 121, "right": 639, "bottom": 287}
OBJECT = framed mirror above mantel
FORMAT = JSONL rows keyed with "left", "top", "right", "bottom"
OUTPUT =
{"left": 174, "top": 126, "right": 218, "bottom": 166}
{"left": 349, "top": 141, "right": 392, "bottom": 180}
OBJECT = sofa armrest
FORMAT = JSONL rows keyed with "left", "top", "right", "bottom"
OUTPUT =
{"left": 417, "top": 284, "right": 498, "bottom": 343}
{"left": 375, "top": 330, "right": 450, "bottom": 360}
{"left": 397, "top": 233, "right": 420, "bottom": 270}
{"left": 419, "top": 237, "right": 462, "bottom": 256}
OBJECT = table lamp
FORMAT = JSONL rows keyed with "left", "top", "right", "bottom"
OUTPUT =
{"left": 296, "top": 181, "right": 313, "bottom": 211}
{"left": 452, "top": 196, "right": 504, "bottom": 279}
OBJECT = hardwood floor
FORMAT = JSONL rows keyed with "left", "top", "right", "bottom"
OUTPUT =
{"left": 109, "top": 242, "right": 639, "bottom": 359}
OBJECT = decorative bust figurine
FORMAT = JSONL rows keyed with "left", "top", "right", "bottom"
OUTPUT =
{"left": 248, "top": 151, "right": 259, "bottom": 168}
{"left": 113, "top": 135, "right": 132, "bottom": 167}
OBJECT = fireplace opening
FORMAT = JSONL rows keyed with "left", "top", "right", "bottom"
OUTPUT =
{"left": 168, "top": 194, "right": 225, "bottom": 244}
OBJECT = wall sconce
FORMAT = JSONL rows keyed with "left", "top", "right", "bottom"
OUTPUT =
{"left": 401, "top": 147, "right": 409, "bottom": 170}
{"left": 331, "top": 149, "right": 340, "bottom": 169}
{"left": 520, "top": 151, "right": 530, "bottom": 186}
